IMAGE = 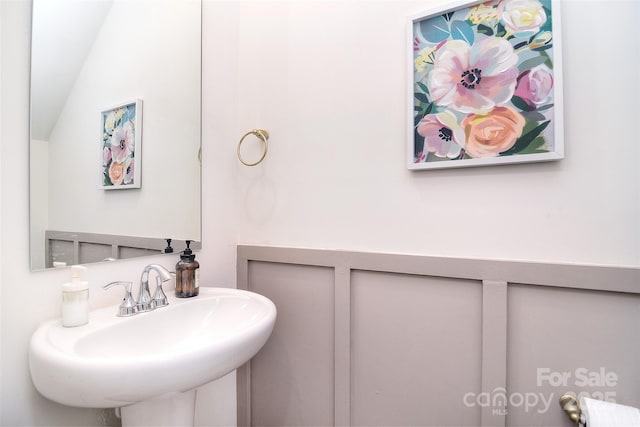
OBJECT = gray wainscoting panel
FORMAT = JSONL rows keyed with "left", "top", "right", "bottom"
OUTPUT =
{"left": 237, "top": 245, "right": 640, "bottom": 427}
{"left": 78, "top": 242, "right": 114, "bottom": 265}
{"left": 350, "top": 271, "right": 482, "bottom": 426}
{"left": 506, "top": 285, "right": 640, "bottom": 427}
{"left": 246, "top": 261, "right": 335, "bottom": 426}
{"left": 44, "top": 230, "right": 199, "bottom": 267}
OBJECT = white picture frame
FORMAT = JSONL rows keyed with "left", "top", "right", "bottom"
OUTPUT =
{"left": 408, "top": 0, "right": 564, "bottom": 170}
{"left": 99, "top": 99, "right": 142, "bottom": 189}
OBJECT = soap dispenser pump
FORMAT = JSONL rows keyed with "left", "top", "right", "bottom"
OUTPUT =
{"left": 62, "top": 265, "right": 89, "bottom": 327}
{"left": 175, "top": 240, "right": 199, "bottom": 298}
{"left": 163, "top": 238, "right": 173, "bottom": 253}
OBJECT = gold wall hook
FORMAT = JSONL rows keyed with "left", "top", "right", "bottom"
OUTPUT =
{"left": 238, "top": 129, "right": 269, "bottom": 166}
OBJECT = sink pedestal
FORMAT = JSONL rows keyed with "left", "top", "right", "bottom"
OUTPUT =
{"left": 119, "top": 389, "right": 197, "bottom": 427}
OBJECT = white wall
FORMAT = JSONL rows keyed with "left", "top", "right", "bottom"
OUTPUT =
{"left": 2, "top": 0, "right": 639, "bottom": 426}
{"left": 210, "top": 0, "right": 639, "bottom": 267}
{"left": 30, "top": 0, "right": 113, "bottom": 141}
{"left": 46, "top": 0, "right": 201, "bottom": 242}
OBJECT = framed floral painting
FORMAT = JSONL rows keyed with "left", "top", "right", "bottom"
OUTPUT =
{"left": 100, "top": 100, "right": 142, "bottom": 189}
{"left": 408, "top": 0, "right": 563, "bottom": 170}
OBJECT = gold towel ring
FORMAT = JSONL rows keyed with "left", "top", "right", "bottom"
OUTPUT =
{"left": 237, "top": 129, "right": 269, "bottom": 166}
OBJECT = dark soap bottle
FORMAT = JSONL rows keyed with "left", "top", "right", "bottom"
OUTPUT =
{"left": 175, "top": 240, "right": 199, "bottom": 298}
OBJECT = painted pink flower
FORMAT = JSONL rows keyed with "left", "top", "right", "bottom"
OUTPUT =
{"left": 417, "top": 111, "right": 465, "bottom": 159}
{"left": 462, "top": 106, "right": 526, "bottom": 157}
{"left": 110, "top": 121, "right": 135, "bottom": 163}
{"left": 427, "top": 37, "right": 519, "bottom": 114}
{"left": 124, "top": 158, "right": 135, "bottom": 184}
{"left": 103, "top": 146, "right": 112, "bottom": 166}
{"left": 514, "top": 64, "right": 553, "bottom": 109}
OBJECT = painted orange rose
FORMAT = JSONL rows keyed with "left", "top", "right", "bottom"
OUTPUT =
{"left": 462, "top": 107, "right": 526, "bottom": 158}
{"left": 108, "top": 161, "right": 125, "bottom": 185}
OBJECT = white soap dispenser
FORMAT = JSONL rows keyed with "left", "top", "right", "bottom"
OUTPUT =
{"left": 62, "top": 265, "right": 89, "bottom": 327}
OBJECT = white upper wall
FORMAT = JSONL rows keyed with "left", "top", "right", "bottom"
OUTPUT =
{"left": 206, "top": 0, "right": 640, "bottom": 267}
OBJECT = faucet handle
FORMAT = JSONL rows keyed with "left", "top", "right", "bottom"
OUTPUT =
{"left": 103, "top": 281, "right": 137, "bottom": 317}
{"left": 152, "top": 275, "right": 169, "bottom": 309}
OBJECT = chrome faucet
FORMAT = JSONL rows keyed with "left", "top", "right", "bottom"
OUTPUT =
{"left": 140, "top": 264, "right": 173, "bottom": 310}
{"left": 103, "top": 264, "right": 173, "bottom": 317}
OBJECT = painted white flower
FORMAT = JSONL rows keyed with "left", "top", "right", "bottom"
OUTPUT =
{"left": 104, "top": 111, "right": 116, "bottom": 133}
{"left": 498, "top": 0, "right": 547, "bottom": 35}
{"left": 415, "top": 46, "right": 436, "bottom": 73}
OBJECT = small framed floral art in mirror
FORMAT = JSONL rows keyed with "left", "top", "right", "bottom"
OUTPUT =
{"left": 408, "top": 0, "right": 563, "bottom": 170}
{"left": 100, "top": 99, "right": 142, "bottom": 189}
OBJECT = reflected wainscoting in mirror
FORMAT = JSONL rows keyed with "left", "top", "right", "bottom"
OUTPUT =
{"left": 44, "top": 232, "right": 201, "bottom": 269}
{"left": 29, "top": 0, "right": 202, "bottom": 270}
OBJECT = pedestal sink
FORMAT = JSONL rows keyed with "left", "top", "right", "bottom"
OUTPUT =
{"left": 29, "top": 287, "right": 276, "bottom": 426}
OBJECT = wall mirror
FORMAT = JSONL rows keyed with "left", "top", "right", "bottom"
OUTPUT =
{"left": 29, "top": 0, "right": 202, "bottom": 271}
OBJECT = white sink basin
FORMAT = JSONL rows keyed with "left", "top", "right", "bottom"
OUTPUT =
{"left": 29, "top": 287, "right": 276, "bottom": 411}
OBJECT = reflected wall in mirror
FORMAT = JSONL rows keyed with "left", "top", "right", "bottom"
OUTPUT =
{"left": 30, "top": 0, "right": 202, "bottom": 270}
